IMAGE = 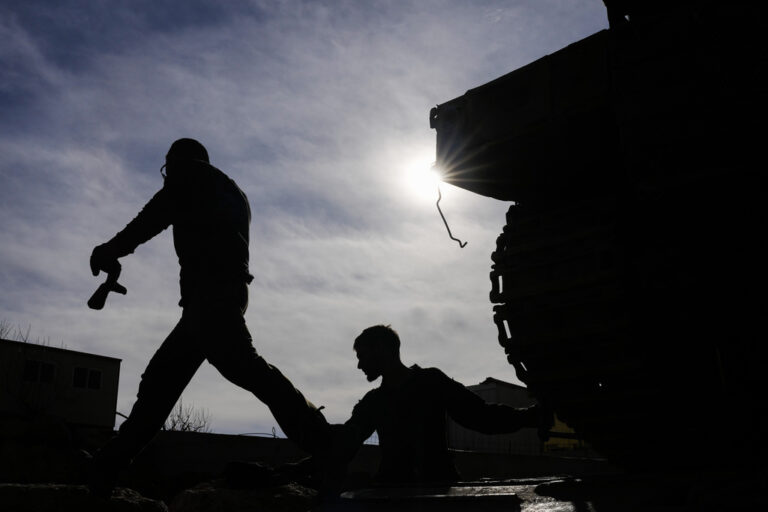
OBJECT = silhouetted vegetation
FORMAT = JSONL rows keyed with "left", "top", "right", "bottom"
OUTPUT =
{"left": 163, "top": 398, "right": 212, "bottom": 433}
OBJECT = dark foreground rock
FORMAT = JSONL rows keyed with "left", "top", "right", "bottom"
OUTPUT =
{"left": 169, "top": 480, "right": 319, "bottom": 512}
{"left": 0, "top": 484, "right": 168, "bottom": 512}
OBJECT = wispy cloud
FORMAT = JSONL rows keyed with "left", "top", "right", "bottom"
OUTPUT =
{"left": 1, "top": 0, "right": 607, "bottom": 433}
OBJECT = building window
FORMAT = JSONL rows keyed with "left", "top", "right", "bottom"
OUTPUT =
{"left": 73, "top": 367, "right": 102, "bottom": 390}
{"left": 22, "top": 360, "right": 55, "bottom": 383}
{"left": 88, "top": 369, "right": 102, "bottom": 390}
{"left": 40, "top": 362, "right": 55, "bottom": 383}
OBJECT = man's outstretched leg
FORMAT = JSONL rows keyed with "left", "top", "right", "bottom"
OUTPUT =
{"left": 89, "top": 320, "right": 204, "bottom": 496}
{"left": 209, "top": 344, "right": 348, "bottom": 495}
{"left": 197, "top": 304, "right": 333, "bottom": 455}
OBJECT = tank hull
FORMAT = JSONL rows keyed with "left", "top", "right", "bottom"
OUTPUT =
{"left": 431, "top": 4, "right": 767, "bottom": 468}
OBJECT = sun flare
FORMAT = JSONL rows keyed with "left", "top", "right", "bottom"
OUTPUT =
{"left": 403, "top": 153, "right": 442, "bottom": 201}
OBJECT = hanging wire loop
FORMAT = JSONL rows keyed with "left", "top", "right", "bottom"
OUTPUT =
{"left": 436, "top": 184, "right": 467, "bottom": 248}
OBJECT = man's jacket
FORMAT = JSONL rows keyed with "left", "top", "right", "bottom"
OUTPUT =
{"left": 108, "top": 161, "right": 254, "bottom": 306}
{"left": 346, "top": 365, "right": 531, "bottom": 483}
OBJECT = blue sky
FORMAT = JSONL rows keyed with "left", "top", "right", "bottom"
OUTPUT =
{"left": 0, "top": 1, "right": 607, "bottom": 435}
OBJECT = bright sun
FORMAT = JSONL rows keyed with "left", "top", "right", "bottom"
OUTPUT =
{"left": 403, "top": 153, "right": 442, "bottom": 201}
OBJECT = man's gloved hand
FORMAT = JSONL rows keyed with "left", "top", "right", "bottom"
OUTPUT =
{"left": 90, "top": 243, "right": 120, "bottom": 277}
{"left": 88, "top": 243, "right": 127, "bottom": 310}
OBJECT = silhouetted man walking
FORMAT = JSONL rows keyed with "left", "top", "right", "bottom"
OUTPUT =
{"left": 341, "top": 325, "right": 551, "bottom": 483}
{"left": 88, "top": 138, "right": 328, "bottom": 495}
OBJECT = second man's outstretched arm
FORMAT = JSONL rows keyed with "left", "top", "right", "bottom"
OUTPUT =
{"left": 444, "top": 372, "right": 552, "bottom": 435}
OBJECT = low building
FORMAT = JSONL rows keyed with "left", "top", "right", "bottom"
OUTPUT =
{"left": 0, "top": 338, "right": 120, "bottom": 429}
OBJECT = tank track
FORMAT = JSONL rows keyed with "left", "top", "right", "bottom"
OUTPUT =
{"left": 490, "top": 173, "right": 764, "bottom": 468}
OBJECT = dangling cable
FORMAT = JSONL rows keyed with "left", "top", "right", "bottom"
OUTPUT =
{"left": 436, "top": 183, "right": 467, "bottom": 248}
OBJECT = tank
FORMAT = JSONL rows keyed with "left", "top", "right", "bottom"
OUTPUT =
{"left": 430, "top": 3, "right": 766, "bottom": 469}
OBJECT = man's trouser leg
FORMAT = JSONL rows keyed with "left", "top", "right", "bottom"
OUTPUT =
{"left": 93, "top": 319, "right": 204, "bottom": 475}
{"left": 199, "top": 305, "right": 332, "bottom": 454}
